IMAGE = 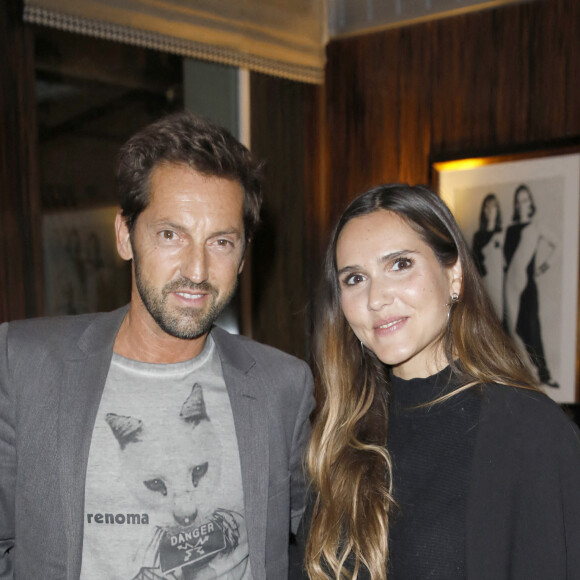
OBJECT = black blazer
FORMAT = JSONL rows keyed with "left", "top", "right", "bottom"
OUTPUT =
{"left": 293, "top": 384, "right": 580, "bottom": 579}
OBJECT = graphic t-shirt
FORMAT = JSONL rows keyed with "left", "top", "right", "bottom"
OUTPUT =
{"left": 80, "top": 337, "right": 252, "bottom": 579}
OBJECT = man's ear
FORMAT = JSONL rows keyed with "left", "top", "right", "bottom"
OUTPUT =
{"left": 238, "top": 248, "right": 248, "bottom": 275}
{"left": 115, "top": 211, "right": 133, "bottom": 261}
{"left": 238, "top": 239, "right": 251, "bottom": 274}
{"left": 448, "top": 258, "right": 463, "bottom": 297}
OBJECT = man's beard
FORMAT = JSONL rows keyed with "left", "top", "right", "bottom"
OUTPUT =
{"left": 133, "top": 254, "right": 238, "bottom": 340}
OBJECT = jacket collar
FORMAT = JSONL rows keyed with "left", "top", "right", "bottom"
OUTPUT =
{"left": 68, "top": 305, "right": 128, "bottom": 359}
{"left": 210, "top": 325, "right": 256, "bottom": 374}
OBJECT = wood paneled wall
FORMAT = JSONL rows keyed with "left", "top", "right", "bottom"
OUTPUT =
{"left": 0, "top": 0, "right": 43, "bottom": 322}
{"left": 321, "top": 0, "right": 580, "bottom": 239}
{"left": 249, "top": 72, "right": 320, "bottom": 360}
{"left": 248, "top": 0, "right": 580, "bottom": 359}
{"left": 251, "top": 73, "right": 319, "bottom": 358}
{"left": 2, "top": 0, "right": 578, "bottom": 362}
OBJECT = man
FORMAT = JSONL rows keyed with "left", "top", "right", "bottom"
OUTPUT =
{"left": 0, "top": 112, "right": 314, "bottom": 579}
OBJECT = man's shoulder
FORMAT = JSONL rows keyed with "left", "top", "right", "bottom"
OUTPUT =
{"left": 3, "top": 312, "right": 93, "bottom": 346}
{"left": 6, "top": 311, "right": 99, "bottom": 332}
{"left": 211, "top": 325, "right": 308, "bottom": 367}
{"left": 211, "top": 328, "right": 314, "bottom": 420}
{"left": 2, "top": 308, "right": 124, "bottom": 353}
{"left": 210, "top": 326, "right": 313, "bottom": 394}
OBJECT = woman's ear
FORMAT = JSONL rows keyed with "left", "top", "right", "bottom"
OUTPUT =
{"left": 448, "top": 259, "right": 463, "bottom": 297}
{"left": 115, "top": 211, "right": 133, "bottom": 261}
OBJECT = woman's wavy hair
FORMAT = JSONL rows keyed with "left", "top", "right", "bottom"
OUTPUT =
{"left": 306, "top": 184, "right": 538, "bottom": 580}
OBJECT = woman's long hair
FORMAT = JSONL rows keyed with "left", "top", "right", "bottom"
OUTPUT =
{"left": 306, "top": 184, "right": 539, "bottom": 580}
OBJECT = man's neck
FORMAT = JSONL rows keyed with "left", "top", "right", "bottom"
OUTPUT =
{"left": 113, "top": 304, "right": 207, "bottom": 364}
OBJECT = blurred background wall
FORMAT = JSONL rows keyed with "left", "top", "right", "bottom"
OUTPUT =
{"left": 1, "top": 0, "right": 578, "bottom": 364}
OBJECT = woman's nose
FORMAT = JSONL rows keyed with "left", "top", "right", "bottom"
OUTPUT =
{"left": 367, "top": 278, "right": 394, "bottom": 311}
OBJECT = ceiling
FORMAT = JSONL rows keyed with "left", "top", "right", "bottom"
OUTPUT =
{"left": 26, "top": 0, "right": 535, "bottom": 84}
{"left": 328, "top": 0, "right": 535, "bottom": 39}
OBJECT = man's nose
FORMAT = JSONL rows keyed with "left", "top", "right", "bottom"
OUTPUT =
{"left": 181, "top": 244, "right": 208, "bottom": 283}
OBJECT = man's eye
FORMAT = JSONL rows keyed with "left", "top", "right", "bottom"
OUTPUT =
{"left": 392, "top": 258, "right": 412, "bottom": 271}
{"left": 160, "top": 230, "right": 175, "bottom": 240}
{"left": 216, "top": 239, "right": 233, "bottom": 247}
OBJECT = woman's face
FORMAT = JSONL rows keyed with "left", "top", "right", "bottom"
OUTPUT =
{"left": 516, "top": 189, "right": 533, "bottom": 220}
{"left": 484, "top": 198, "right": 498, "bottom": 226}
{"left": 336, "top": 210, "right": 461, "bottom": 379}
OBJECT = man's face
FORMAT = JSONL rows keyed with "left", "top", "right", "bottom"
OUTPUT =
{"left": 117, "top": 162, "right": 245, "bottom": 340}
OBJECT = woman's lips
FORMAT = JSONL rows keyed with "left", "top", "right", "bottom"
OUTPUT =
{"left": 373, "top": 317, "right": 407, "bottom": 335}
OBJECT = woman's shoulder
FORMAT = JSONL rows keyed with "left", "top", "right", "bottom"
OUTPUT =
{"left": 478, "top": 383, "right": 580, "bottom": 453}
{"left": 467, "top": 384, "right": 580, "bottom": 577}
{"left": 480, "top": 383, "right": 569, "bottom": 424}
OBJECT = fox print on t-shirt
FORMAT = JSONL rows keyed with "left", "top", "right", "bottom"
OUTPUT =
{"left": 105, "top": 384, "right": 241, "bottom": 578}
{"left": 80, "top": 342, "right": 251, "bottom": 580}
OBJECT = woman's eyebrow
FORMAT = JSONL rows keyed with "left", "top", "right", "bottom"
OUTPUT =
{"left": 337, "top": 250, "right": 417, "bottom": 276}
{"left": 378, "top": 249, "right": 416, "bottom": 264}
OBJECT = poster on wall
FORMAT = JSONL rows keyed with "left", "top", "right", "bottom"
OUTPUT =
{"left": 43, "top": 206, "right": 131, "bottom": 316}
{"left": 433, "top": 147, "right": 580, "bottom": 404}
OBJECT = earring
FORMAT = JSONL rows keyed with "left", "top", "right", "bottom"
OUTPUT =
{"left": 450, "top": 292, "right": 459, "bottom": 304}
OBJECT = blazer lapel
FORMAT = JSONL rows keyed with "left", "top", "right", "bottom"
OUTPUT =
{"left": 212, "top": 327, "right": 269, "bottom": 580}
{"left": 57, "top": 307, "right": 127, "bottom": 579}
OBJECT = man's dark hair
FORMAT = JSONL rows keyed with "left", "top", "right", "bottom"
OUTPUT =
{"left": 116, "top": 111, "right": 263, "bottom": 243}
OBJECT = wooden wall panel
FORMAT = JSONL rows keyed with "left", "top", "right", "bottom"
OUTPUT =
{"left": 2, "top": 0, "right": 577, "bottom": 361}
{"left": 249, "top": 0, "right": 580, "bottom": 358}
{"left": 0, "top": 0, "right": 43, "bottom": 322}
{"left": 321, "top": 0, "right": 580, "bottom": 246}
{"left": 396, "top": 25, "right": 434, "bottom": 185}
{"left": 249, "top": 73, "right": 319, "bottom": 360}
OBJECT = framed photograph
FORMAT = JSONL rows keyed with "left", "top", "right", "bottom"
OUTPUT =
{"left": 43, "top": 206, "right": 131, "bottom": 317}
{"left": 433, "top": 146, "right": 580, "bottom": 403}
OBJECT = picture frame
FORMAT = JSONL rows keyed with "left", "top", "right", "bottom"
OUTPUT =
{"left": 42, "top": 205, "right": 131, "bottom": 317}
{"left": 433, "top": 144, "right": 580, "bottom": 403}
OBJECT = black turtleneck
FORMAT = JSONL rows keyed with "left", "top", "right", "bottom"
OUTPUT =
{"left": 386, "top": 367, "right": 482, "bottom": 579}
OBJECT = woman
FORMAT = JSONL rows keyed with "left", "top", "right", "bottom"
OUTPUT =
{"left": 504, "top": 184, "right": 558, "bottom": 387}
{"left": 472, "top": 193, "right": 504, "bottom": 316}
{"left": 301, "top": 184, "right": 580, "bottom": 580}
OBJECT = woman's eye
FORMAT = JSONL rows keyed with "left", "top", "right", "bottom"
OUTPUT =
{"left": 344, "top": 274, "right": 365, "bottom": 286}
{"left": 392, "top": 257, "right": 412, "bottom": 271}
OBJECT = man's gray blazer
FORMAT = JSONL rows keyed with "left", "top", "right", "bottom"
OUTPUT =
{"left": 0, "top": 306, "right": 314, "bottom": 579}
